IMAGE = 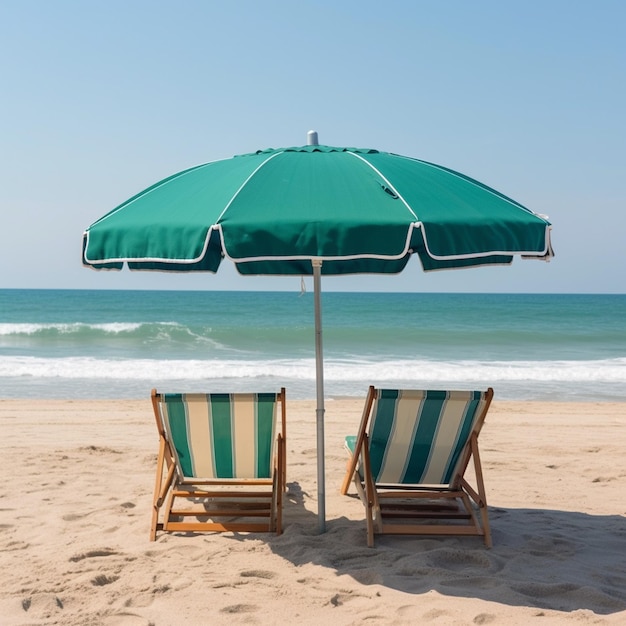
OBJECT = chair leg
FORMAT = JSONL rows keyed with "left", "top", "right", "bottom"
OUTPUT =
{"left": 470, "top": 435, "right": 492, "bottom": 547}
{"left": 460, "top": 491, "right": 482, "bottom": 536}
{"left": 150, "top": 506, "right": 159, "bottom": 542}
{"left": 272, "top": 426, "right": 285, "bottom": 533}
{"left": 272, "top": 441, "right": 284, "bottom": 535}
{"left": 275, "top": 489, "right": 282, "bottom": 536}
{"left": 480, "top": 504, "right": 492, "bottom": 548}
{"left": 353, "top": 472, "right": 367, "bottom": 504}
{"left": 162, "top": 485, "right": 177, "bottom": 532}
{"left": 150, "top": 437, "right": 167, "bottom": 541}
{"left": 366, "top": 502, "right": 375, "bottom": 547}
{"left": 362, "top": 435, "right": 379, "bottom": 547}
{"left": 340, "top": 457, "right": 355, "bottom": 496}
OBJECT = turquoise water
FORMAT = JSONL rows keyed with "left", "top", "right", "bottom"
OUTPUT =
{"left": 1, "top": 289, "right": 625, "bottom": 401}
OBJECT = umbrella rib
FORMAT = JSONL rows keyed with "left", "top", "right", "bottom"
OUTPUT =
{"left": 214, "top": 150, "right": 285, "bottom": 224}
{"left": 348, "top": 151, "right": 552, "bottom": 262}
{"left": 216, "top": 148, "right": 420, "bottom": 264}
{"left": 345, "top": 151, "right": 420, "bottom": 222}
{"left": 87, "top": 159, "right": 228, "bottom": 229}
{"left": 391, "top": 154, "right": 549, "bottom": 219}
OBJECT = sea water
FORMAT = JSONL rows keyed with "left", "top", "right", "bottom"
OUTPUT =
{"left": 0, "top": 289, "right": 625, "bottom": 401}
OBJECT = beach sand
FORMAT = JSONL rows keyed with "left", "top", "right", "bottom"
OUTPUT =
{"left": 1, "top": 396, "right": 625, "bottom": 625}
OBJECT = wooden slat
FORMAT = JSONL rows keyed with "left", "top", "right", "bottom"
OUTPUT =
{"left": 177, "top": 478, "right": 274, "bottom": 486}
{"left": 172, "top": 490, "right": 273, "bottom": 498}
{"left": 381, "top": 523, "right": 483, "bottom": 536}
{"left": 170, "top": 509, "right": 272, "bottom": 517}
{"left": 380, "top": 510, "right": 471, "bottom": 521}
{"left": 165, "top": 521, "right": 272, "bottom": 533}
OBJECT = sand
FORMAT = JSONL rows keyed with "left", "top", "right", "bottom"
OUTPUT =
{"left": 1, "top": 396, "right": 625, "bottom": 625}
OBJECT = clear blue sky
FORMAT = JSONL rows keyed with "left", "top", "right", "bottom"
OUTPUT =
{"left": 1, "top": 1, "right": 624, "bottom": 293}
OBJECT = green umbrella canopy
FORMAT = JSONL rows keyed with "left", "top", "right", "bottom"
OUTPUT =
{"left": 82, "top": 144, "right": 553, "bottom": 274}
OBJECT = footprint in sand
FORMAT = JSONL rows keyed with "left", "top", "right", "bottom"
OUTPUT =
{"left": 81, "top": 445, "right": 123, "bottom": 455}
{"left": 428, "top": 548, "right": 493, "bottom": 571}
{"left": 123, "top": 584, "right": 170, "bottom": 609}
{"left": 91, "top": 574, "right": 119, "bottom": 586}
{"left": 21, "top": 594, "right": 64, "bottom": 616}
{"left": 240, "top": 569, "right": 276, "bottom": 579}
{"left": 525, "top": 536, "right": 576, "bottom": 558}
{"left": 329, "top": 592, "right": 361, "bottom": 607}
{"left": 101, "top": 613, "right": 152, "bottom": 625}
{"left": 220, "top": 603, "right": 258, "bottom": 614}
{"left": 509, "top": 581, "right": 626, "bottom": 613}
{"left": 511, "top": 580, "right": 578, "bottom": 599}
{"left": 70, "top": 548, "right": 118, "bottom": 561}
{"left": 4, "top": 540, "right": 30, "bottom": 551}
{"left": 440, "top": 576, "right": 500, "bottom": 590}
{"left": 592, "top": 476, "right": 615, "bottom": 483}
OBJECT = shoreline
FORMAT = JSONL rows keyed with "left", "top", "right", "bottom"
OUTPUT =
{"left": 3, "top": 395, "right": 626, "bottom": 403}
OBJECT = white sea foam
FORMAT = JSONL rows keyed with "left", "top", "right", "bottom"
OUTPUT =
{"left": 0, "top": 323, "right": 54, "bottom": 335}
{"left": 1, "top": 355, "right": 624, "bottom": 385}
{"left": 0, "top": 322, "right": 144, "bottom": 335}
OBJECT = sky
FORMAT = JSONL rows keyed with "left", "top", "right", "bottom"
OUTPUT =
{"left": 1, "top": 0, "right": 624, "bottom": 294}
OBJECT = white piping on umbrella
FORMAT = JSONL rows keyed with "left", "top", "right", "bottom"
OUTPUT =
{"left": 83, "top": 220, "right": 420, "bottom": 268}
{"left": 87, "top": 158, "right": 231, "bottom": 228}
{"left": 346, "top": 150, "right": 420, "bottom": 222}
{"left": 390, "top": 152, "right": 543, "bottom": 216}
{"left": 419, "top": 224, "right": 555, "bottom": 262}
{"left": 84, "top": 219, "right": 553, "bottom": 268}
{"left": 216, "top": 223, "right": 419, "bottom": 265}
{"left": 214, "top": 150, "right": 284, "bottom": 224}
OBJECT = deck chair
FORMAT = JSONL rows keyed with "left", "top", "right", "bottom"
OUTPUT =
{"left": 341, "top": 387, "right": 494, "bottom": 547}
{"left": 150, "top": 388, "right": 286, "bottom": 540}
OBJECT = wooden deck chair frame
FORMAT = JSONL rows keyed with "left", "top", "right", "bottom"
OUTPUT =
{"left": 341, "top": 386, "right": 494, "bottom": 548}
{"left": 150, "top": 388, "right": 286, "bottom": 540}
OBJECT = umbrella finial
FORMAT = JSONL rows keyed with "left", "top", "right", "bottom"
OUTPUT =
{"left": 307, "top": 130, "right": 319, "bottom": 146}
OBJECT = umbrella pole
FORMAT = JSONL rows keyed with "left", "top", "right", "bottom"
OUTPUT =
{"left": 312, "top": 259, "right": 326, "bottom": 533}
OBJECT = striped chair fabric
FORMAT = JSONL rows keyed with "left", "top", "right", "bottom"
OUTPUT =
{"left": 159, "top": 392, "right": 278, "bottom": 480}
{"left": 348, "top": 389, "right": 488, "bottom": 486}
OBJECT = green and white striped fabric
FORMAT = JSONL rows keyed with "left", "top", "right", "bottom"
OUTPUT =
{"left": 158, "top": 392, "right": 278, "bottom": 480}
{"left": 350, "top": 389, "right": 487, "bottom": 486}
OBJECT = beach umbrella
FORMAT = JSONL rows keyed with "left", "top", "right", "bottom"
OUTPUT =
{"left": 82, "top": 131, "right": 554, "bottom": 533}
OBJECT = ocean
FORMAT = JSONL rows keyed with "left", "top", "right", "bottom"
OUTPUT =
{"left": 1, "top": 289, "right": 625, "bottom": 402}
